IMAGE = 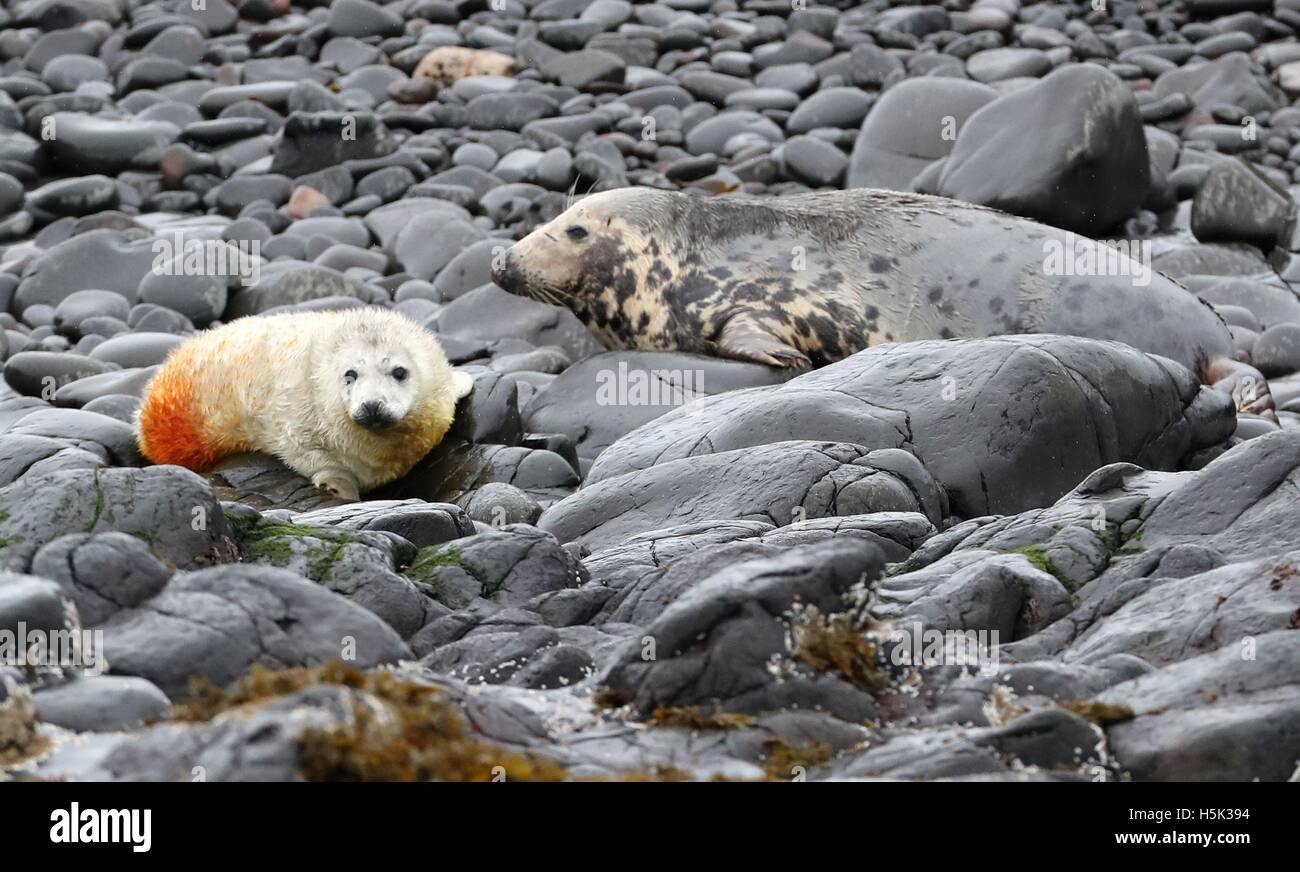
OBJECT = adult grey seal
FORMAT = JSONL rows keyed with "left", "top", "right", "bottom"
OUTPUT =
{"left": 492, "top": 187, "right": 1269, "bottom": 411}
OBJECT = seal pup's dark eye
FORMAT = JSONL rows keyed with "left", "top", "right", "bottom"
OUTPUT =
{"left": 391, "top": 366, "right": 408, "bottom": 382}
{"left": 566, "top": 226, "right": 588, "bottom": 241}
{"left": 344, "top": 369, "right": 358, "bottom": 381}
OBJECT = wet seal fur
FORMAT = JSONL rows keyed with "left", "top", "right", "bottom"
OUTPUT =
{"left": 135, "top": 308, "right": 473, "bottom": 501}
{"left": 494, "top": 187, "right": 1266, "bottom": 410}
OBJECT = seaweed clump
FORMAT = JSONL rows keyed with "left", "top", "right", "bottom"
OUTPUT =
{"left": 762, "top": 740, "right": 835, "bottom": 781}
{"left": 174, "top": 663, "right": 569, "bottom": 782}
{"left": 0, "top": 679, "right": 47, "bottom": 766}
{"left": 788, "top": 605, "right": 890, "bottom": 694}
{"left": 646, "top": 706, "right": 757, "bottom": 730}
{"left": 1058, "top": 699, "right": 1136, "bottom": 727}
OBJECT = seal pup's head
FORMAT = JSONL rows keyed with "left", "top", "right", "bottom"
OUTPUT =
{"left": 492, "top": 188, "right": 690, "bottom": 347}
{"left": 314, "top": 309, "right": 473, "bottom": 436}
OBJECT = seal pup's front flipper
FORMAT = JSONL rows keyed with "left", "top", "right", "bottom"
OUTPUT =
{"left": 715, "top": 311, "right": 812, "bottom": 369}
{"left": 450, "top": 369, "right": 475, "bottom": 401}
{"left": 315, "top": 472, "right": 361, "bottom": 502}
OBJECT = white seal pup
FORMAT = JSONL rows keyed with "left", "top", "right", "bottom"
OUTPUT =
{"left": 135, "top": 308, "right": 473, "bottom": 500}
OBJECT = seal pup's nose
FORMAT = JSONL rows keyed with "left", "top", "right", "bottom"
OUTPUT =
{"left": 353, "top": 401, "right": 395, "bottom": 430}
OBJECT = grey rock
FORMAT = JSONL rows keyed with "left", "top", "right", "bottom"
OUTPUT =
{"left": 328, "top": 0, "right": 404, "bottom": 39}
{"left": 459, "top": 482, "right": 543, "bottom": 527}
{"left": 0, "top": 173, "right": 22, "bottom": 216}
{"left": 376, "top": 440, "right": 579, "bottom": 509}
{"left": 781, "top": 135, "right": 848, "bottom": 187}
{"left": 542, "top": 441, "right": 943, "bottom": 551}
{"left": 786, "top": 86, "right": 874, "bottom": 133}
{"left": 46, "top": 114, "right": 179, "bottom": 174}
{"left": 467, "top": 93, "right": 558, "bottom": 132}
{"left": 291, "top": 499, "right": 475, "bottom": 548}
{"left": 364, "top": 197, "right": 473, "bottom": 250}
{"left": 1191, "top": 159, "right": 1294, "bottom": 250}
{"left": 82, "top": 394, "right": 141, "bottom": 424}
{"left": 1097, "top": 631, "right": 1300, "bottom": 781}
{"left": 586, "top": 336, "right": 1233, "bottom": 519}
{"left": 137, "top": 265, "right": 229, "bottom": 327}
{"left": 1190, "top": 278, "right": 1300, "bottom": 332}
{"left": 34, "top": 674, "right": 170, "bottom": 732}
{"left": 586, "top": 514, "right": 934, "bottom": 627}
{"left": 599, "top": 540, "right": 885, "bottom": 720}
{"left": 522, "top": 351, "right": 791, "bottom": 470}
{"left": 0, "top": 466, "right": 237, "bottom": 569}
{"left": 848, "top": 77, "right": 997, "bottom": 190}
{"left": 0, "top": 435, "right": 103, "bottom": 487}
{"left": 405, "top": 525, "right": 585, "bottom": 610}
{"left": 29, "top": 532, "right": 173, "bottom": 626}
{"left": 101, "top": 564, "right": 410, "bottom": 698}
{"left": 725, "top": 87, "right": 800, "bottom": 112}
{"left": 234, "top": 515, "right": 430, "bottom": 637}
{"left": 0, "top": 573, "right": 72, "bottom": 636}
{"left": 1253, "top": 323, "right": 1300, "bottom": 377}
{"left": 3, "top": 408, "right": 139, "bottom": 465}
{"left": 1065, "top": 549, "right": 1300, "bottom": 668}
{"left": 52, "top": 290, "right": 132, "bottom": 336}
{"left": 1150, "top": 51, "right": 1283, "bottom": 118}
{"left": 3, "top": 350, "right": 114, "bottom": 398}
{"left": 432, "top": 285, "right": 604, "bottom": 364}
{"left": 966, "top": 47, "right": 1052, "bottom": 83}
{"left": 884, "top": 552, "right": 1072, "bottom": 641}
{"left": 225, "top": 261, "right": 367, "bottom": 317}
{"left": 25, "top": 175, "right": 119, "bottom": 221}
{"left": 89, "top": 332, "right": 184, "bottom": 368}
{"left": 14, "top": 230, "right": 157, "bottom": 311}
{"left": 393, "top": 214, "right": 486, "bottom": 281}
{"left": 431, "top": 238, "right": 499, "bottom": 301}
{"left": 270, "top": 112, "right": 397, "bottom": 178}
{"left": 935, "top": 65, "right": 1149, "bottom": 235}
{"left": 420, "top": 622, "right": 572, "bottom": 686}
{"left": 540, "top": 50, "right": 626, "bottom": 89}
{"left": 684, "top": 110, "right": 784, "bottom": 155}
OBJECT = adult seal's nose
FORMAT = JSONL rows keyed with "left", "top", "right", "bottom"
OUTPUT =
{"left": 491, "top": 249, "right": 524, "bottom": 292}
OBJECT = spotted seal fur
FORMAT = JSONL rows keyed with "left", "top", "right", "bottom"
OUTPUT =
{"left": 492, "top": 187, "right": 1268, "bottom": 411}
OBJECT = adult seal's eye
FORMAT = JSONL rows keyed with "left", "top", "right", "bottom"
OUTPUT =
{"left": 392, "top": 366, "right": 408, "bottom": 381}
{"left": 566, "top": 226, "right": 588, "bottom": 240}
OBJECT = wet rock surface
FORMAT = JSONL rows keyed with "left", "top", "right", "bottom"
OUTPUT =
{"left": 2, "top": 0, "right": 1299, "bottom": 783}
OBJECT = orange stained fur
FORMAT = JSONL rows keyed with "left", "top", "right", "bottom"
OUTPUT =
{"left": 135, "top": 342, "right": 244, "bottom": 470}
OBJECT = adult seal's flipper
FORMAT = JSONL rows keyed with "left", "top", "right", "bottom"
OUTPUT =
{"left": 1206, "top": 357, "right": 1276, "bottom": 419}
{"left": 715, "top": 312, "right": 812, "bottom": 369}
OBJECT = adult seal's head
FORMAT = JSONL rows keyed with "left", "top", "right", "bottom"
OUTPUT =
{"left": 491, "top": 187, "right": 847, "bottom": 366}
{"left": 492, "top": 188, "right": 693, "bottom": 355}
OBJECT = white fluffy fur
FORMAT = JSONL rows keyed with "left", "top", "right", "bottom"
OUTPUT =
{"left": 136, "top": 307, "right": 473, "bottom": 500}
